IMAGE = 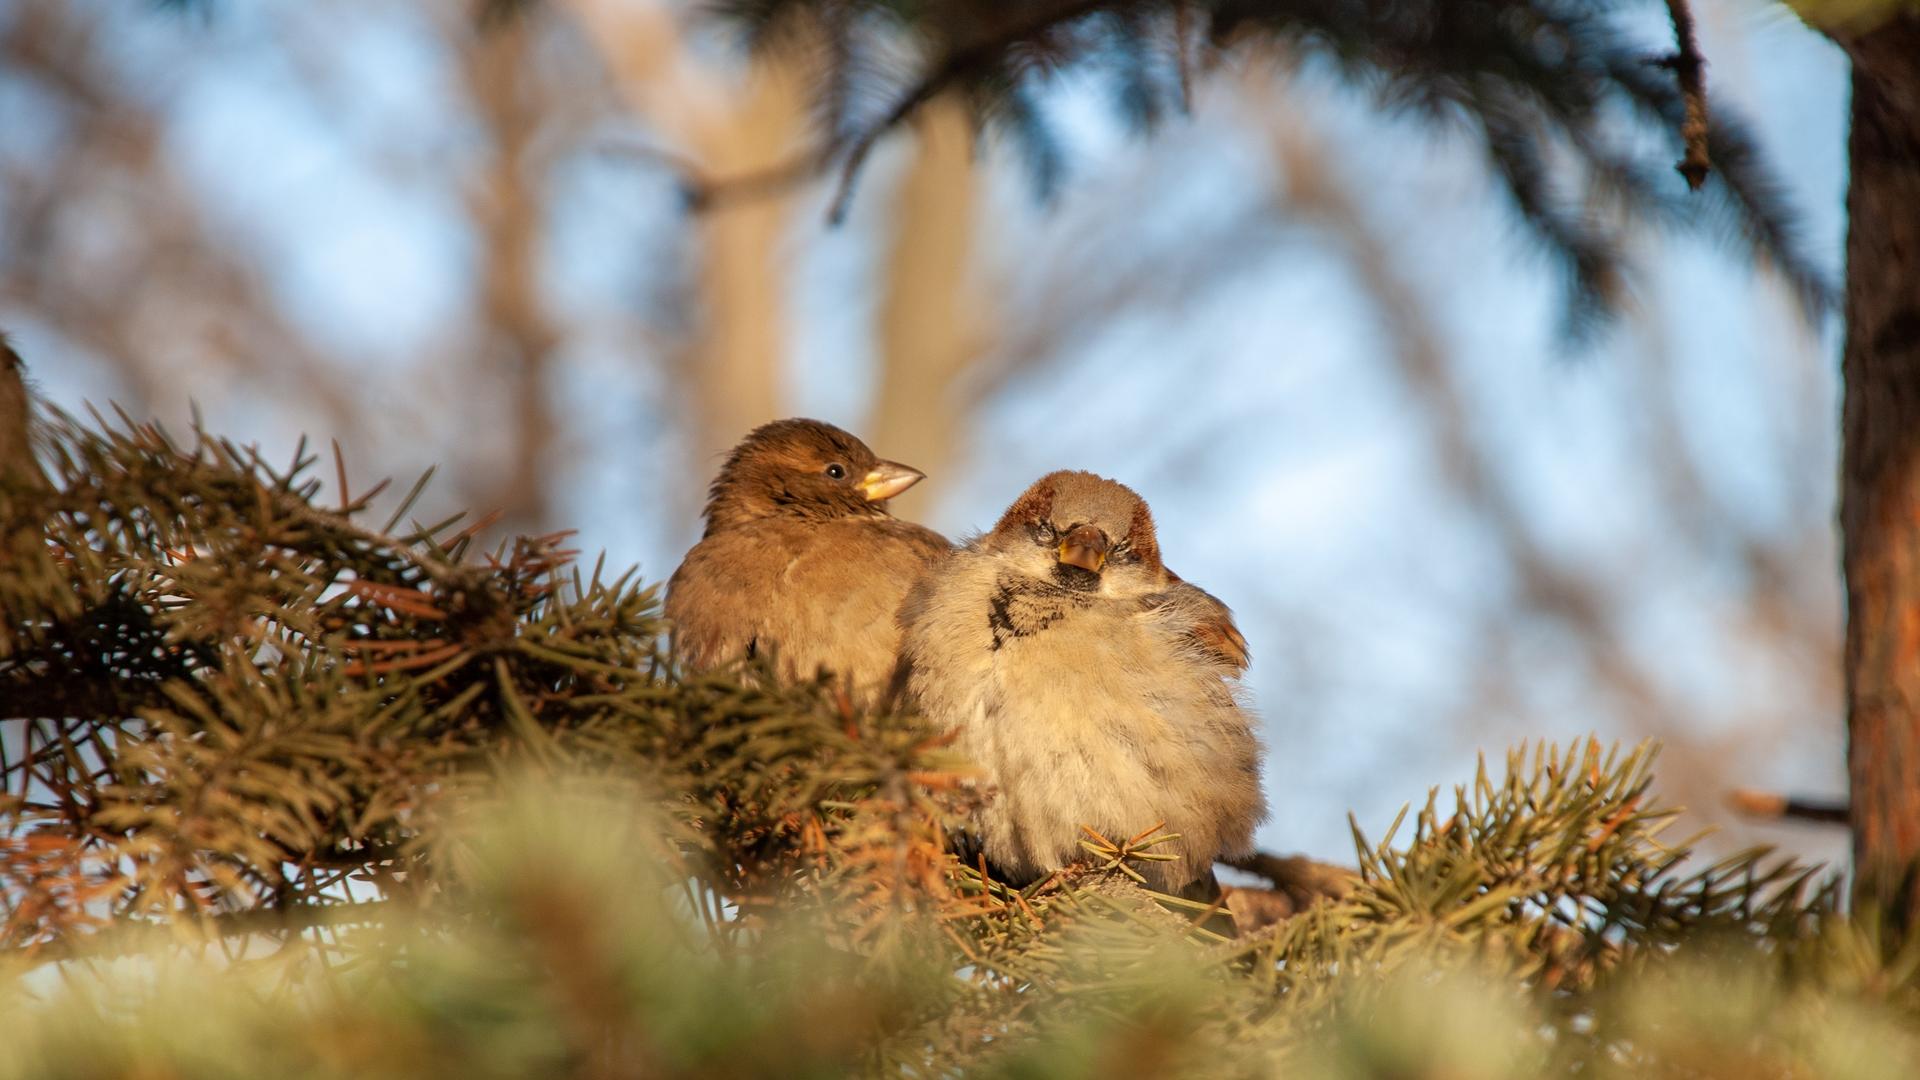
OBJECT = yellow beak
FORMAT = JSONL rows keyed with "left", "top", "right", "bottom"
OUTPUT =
{"left": 858, "top": 460, "right": 925, "bottom": 502}
{"left": 1057, "top": 524, "right": 1108, "bottom": 574}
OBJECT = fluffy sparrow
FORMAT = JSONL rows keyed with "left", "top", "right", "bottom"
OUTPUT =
{"left": 666, "top": 419, "right": 950, "bottom": 699}
{"left": 897, "top": 470, "right": 1265, "bottom": 898}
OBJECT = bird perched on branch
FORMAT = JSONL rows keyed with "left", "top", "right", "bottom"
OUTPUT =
{"left": 666, "top": 418, "right": 950, "bottom": 700}
{"left": 897, "top": 470, "right": 1265, "bottom": 899}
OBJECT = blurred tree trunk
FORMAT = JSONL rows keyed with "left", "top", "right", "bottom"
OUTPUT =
{"left": 687, "top": 64, "right": 803, "bottom": 467}
{"left": 558, "top": 0, "right": 801, "bottom": 481}
{"left": 869, "top": 101, "right": 984, "bottom": 523}
{"left": 465, "top": 16, "right": 562, "bottom": 536}
{"left": 1838, "top": 13, "right": 1920, "bottom": 929}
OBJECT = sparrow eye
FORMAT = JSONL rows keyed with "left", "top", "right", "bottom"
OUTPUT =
{"left": 824, "top": 463, "right": 847, "bottom": 480}
{"left": 1029, "top": 521, "right": 1057, "bottom": 545}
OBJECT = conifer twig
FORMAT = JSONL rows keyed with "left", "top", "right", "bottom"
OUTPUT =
{"left": 1661, "top": 0, "right": 1712, "bottom": 189}
{"left": 1077, "top": 822, "right": 1181, "bottom": 884}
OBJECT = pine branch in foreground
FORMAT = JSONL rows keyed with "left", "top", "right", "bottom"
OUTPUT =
{"left": 4, "top": 402, "right": 1918, "bottom": 1076}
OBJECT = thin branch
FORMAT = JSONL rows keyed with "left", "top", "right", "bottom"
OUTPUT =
{"left": 596, "top": 137, "right": 823, "bottom": 213}
{"left": 1662, "top": 0, "right": 1712, "bottom": 189}
{"left": 598, "top": 3, "right": 1121, "bottom": 226}
{"left": 1728, "top": 788, "right": 1850, "bottom": 826}
{"left": 693, "top": 152, "right": 828, "bottom": 212}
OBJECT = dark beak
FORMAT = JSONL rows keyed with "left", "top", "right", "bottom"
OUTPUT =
{"left": 858, "top": 460, "right": 925, "bottom": 502}
{"left": 1057, "top": 524, "right": 1109, "bottom": 574}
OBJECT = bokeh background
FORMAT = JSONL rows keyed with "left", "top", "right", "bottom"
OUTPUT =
{"left": 0, "top": 0, "right": 1849, "bottom": 865}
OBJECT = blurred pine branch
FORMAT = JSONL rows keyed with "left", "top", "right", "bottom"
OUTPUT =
{"left": 685, "top": 0, "right": 1833, "bottom": 335}
{"left": 422, "top": 0, "right": 1835, "bottom": 334}
{"left": 4, "top": 384, "right": 1918, "bottom": 1075}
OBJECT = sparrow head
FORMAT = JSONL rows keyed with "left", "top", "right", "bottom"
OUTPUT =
{"left": 984, "top": 470, "right": 1166, "bottom": 595}
{"left": 702, "top": 418, "right": 925, "bottom": 533}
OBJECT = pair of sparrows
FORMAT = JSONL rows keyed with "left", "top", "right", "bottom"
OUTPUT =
{"left": 666, "top": 419, "right": 1266, "bottom": 899}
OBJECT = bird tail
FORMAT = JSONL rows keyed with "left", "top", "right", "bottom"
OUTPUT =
{"left": 1175, "top": 868, "right": 1239, "bottom": 938}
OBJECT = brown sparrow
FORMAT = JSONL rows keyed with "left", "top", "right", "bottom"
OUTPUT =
{"left": 896, "top": 470, "right": 1265, "bottom": 898}
{"left": 666, "top": 419, "right": 950, "bottom": 699}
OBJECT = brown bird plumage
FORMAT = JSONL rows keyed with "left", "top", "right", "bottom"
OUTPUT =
{"left": 666, "top": 419, "right": 950, "bottom": 698}
{"left": 897, "top": 470, "right": 1266, "bottom": 897}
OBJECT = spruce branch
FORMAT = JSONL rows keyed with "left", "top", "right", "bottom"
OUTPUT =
{"left": 1076, "top": 821, "right": 1184, "bottom": 883}
{"left": 7, "top": 396, "right": 1900, "bottom": 1074}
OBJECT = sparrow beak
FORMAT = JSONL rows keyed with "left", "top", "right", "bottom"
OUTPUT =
{"left": 858, "top": 460, "right": 925, "bottom": 502}
{"left": 1057, "top": 524, "right": 1109, "bottom": 574}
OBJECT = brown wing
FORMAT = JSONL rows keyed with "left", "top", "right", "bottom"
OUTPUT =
{"left": 666, "top": 516, "right": 951, "bottom": 692}
{"left": 882, "top": 518, "right": 953, "bottom": 566}
{"left": 1163, "top": 571, "right": 1250, "bottom": 674}
{"left": 665, "top": 527, "right": 785, "bottom": 672}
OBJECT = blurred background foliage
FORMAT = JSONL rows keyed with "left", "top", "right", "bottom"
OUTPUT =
{"left": 0, "top": 0, "right": 1855, "bottom": 872}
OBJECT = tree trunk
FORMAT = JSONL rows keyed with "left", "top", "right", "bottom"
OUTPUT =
{"left": 687, "top": 64, "right": 799, "bottom": 468}
{"left": 870, "top": 101, "right": 984, "bottom": 524}
{"left": 1840, "top": 13, "right": 1920, "bottom": 928}
{"left": 557, "top": 0, "right": 804, "bottom": 513}
{"left": 465, "top": 17, "right": 562, "bottom": 538}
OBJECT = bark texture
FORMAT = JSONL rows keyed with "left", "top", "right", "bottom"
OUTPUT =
{"left": 1840, "top": 14, "right": 1920, "bottom": 927}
